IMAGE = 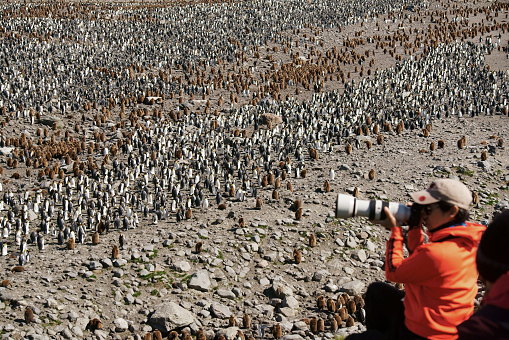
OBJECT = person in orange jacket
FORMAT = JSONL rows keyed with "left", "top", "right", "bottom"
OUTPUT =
{"left": 347, "top": 179, "right": 486, "bottom": 340}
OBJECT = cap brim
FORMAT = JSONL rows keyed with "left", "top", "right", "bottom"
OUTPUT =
{"left": 410, "top": 190, "right": 440, "bottom": 205}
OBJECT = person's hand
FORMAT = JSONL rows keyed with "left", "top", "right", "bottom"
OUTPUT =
{"left": 370, "top": 206, "right": 398, "bottom": 230}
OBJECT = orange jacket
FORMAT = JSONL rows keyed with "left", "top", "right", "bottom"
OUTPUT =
{"left": 386, "top": 222, "right": 486, "bottom": 340}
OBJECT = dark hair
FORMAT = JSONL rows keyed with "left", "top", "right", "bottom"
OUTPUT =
{"left": 476, "top": 210, "right": 509, "bottom": 283}
{"left": 438, "top": 201, "right": 469, "bottom": 224}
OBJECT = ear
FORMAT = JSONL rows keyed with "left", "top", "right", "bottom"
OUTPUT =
{"left": 448, "top": 205, "right": 459, "bottom": 219}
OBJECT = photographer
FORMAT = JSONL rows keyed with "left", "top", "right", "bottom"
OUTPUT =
{"left": 457, "top": 210, "right": 509, "bottom": 339}
{"left": 347, "top": 179, "right": 486, "bottom": 340}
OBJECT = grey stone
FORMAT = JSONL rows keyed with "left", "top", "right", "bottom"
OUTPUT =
{"left": 61, "top": 328, "right": 73, "bottom": 339}
{"left": 88, "top": 261, "right": 103, "bottom": 270}
{"left": 281, "top": 296, "right": 299, "bottom": 309}
{"left": 210, "top": 302, "right": 231, "bottom": 318}
{"left": 188, "top": 270, "right": 211, "bottom": 292}
{"left": 216, "top": 327, "right": 239, "bottom": 340}
{"left": 114, "top": 318, "right": 129, "bottom": 332}
{"left": 346, "top": 236, "right": 358, "bottom": 248}
{"left": 172, "top": 261, "right": 191, "bottom": 273}
{"left": 216, "top": 289, "right": 236, "bottom": 299}
{"left": 100, "top": 258, "right": 113, "bottom": 268}
{"left": 149, "top": 302, "right": 195, "bottom": 332}
{"left": 312, "top": 269, "right": 329, "bottom": 282}
{"left": 272, "top": 283, "right": 293, "bottom": 298}
{"left": 72, "top": 326, "right": 83, "bottom": 337}
{"left": 113, "top": 259, "right": 127, "bottom": 267}
{"left": 0, "top": 147, "right": 14, "bottom": 156}
{"left": 354, "top": 249, "right": 367, "bottom": 263}
{"left": 281, "top": 334, "right": 304, "bottom": 340}
{"left": 125, "top": 294, "right": 135, "bottom": 305}
{"left": 340, "top": 280, "right": 365, "bottom": 295}
{"left": 39, "top": 116, "right": 64, "bottom": 128}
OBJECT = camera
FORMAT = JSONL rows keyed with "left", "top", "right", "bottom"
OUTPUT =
{"left": 335, "top": 194, "right": 423, "bottom": 225}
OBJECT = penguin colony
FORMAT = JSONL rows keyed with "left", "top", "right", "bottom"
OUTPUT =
{"left": 0, "top": 0, "right": 507, "bottom": 338}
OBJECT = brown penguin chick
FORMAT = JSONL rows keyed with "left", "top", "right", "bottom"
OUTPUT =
{"left": 261, "top": 175, "right": 268, "bottom": 187}
{"left": 327, "top": 298, "right": 336, "bottom": 313}
{"left": 87, "top": 318, "right": 102, "bottom": 331}
{"left": 185, "top": 207, "right": 192, "bottom": 219}
{"left": 25, "top": 306, "right": 35, "bottom": 323}
{"left": 195, "top": 241, "right": 203, "bottom": 253}
{"left": 67, "top": 237, "right": 75, "bottom": 250}
{"left": 238, "top": 217, "right": 245, "bottom": 228}
{"left": 346, "top": 316, "right": 355, "bottom": 327}
{"left": 144, "top": 333, "right": 153, "bottom": 340}
{"left": 295, "top": 208, "right": 302, "bottom": 220}
{"left": 330, "top": 318, "right": 338, "bottom": 332}
{"left": 97, "top": 221, "right": 104, "bottom": 234}
{"left": 291, "top": 199, "right": 301, "bottom": 211}
{"left": 300, "top": 169, "right": 307, "bottom": 178}
{"left": 218, "top": 203, "right": 227, "bottom": 210}
{"left": 324, "top": 180, "right": 330, "bottom": 193}
{"left": 309, "top": 233, "right": 316, "bottom": 247}
{"left": 365, "top": 140, "right": 372, "bottom": 149}
{"left": 317, "top": 318, "right": 325, "bottom": 332}
{"left": 438, "top": 139, "right": 445, "bottom": 148}
{"left": 498, "top": 138, "right": 504, "bottom": 147}
{"left": 342, "top": 292, "right": 350, "bottom": 302}
{"left": 229, "top": 314, "right": 237, "bottom": 327}
{"left": 229, "top": 186, "right": 235, "bottom": 197}
{"left": 92, "top": 232, "right": 99, "bottom": 245}
{"left": 293, "top": 248, "right": 302, "bottom": 264}
{"left": 272, "top": 190, "right": 279, "bottom": 200}
{"left": 236, "top": 330, "right": 245, "bottom": 340}
{"left": 354, "top": 295, "right": 365, "bottom": 308}
{"left": 112, "top": 245, "right": 119, "bottom": 259}
{"left": 216, "top": 334, "right": 226, "bottom": 340}
{"left": 168, "top": 331, "right": 179, "bottom": 340}
{"left": 317, "top": 295, "right": 326, "bottom": 309}
{"left": 255, "top": 197, "right": 263, "bottom": 209}
{"left": 338, "top": 307, "right": 348, "bottom": 321}
{"left": 153, "top": 330, "right": 163, "bottom": 340}
{"left": 272, "top": 322, "right": 282, "bottom": 339}
{"left": 242, "top": 313, "right": 251, "bottom": 329}
{"left": 274, "top": 177, "right": 281, "bottom": 189}
{"left": 11, "top": 266, "right": 24, "bottom": 273}
{"left": 376, "top": 134, "right": 384, "bottom": 145}
{"left": 267, "top": 172, "right": 274, "bottom": 185}
{"left": 368, "top": 169, "right": 375, "bottom": 180}
{"left": 334, "top": 314, "right": 343, "bottom": 328}
{"left": 181, "top": 330, "right": 192, "bottom": 340}
{"left": 287, "top": 181, "right": 293, "bottom": 192}
{"left": 481, "top": 151, "right": 488, "bottom": 161}
{"left": 346, "top": 299, "right": 357, "bottom": 314}
{"left": 472, "top": 192, "right": 479, "bottom": 205}
{"left": 337, "top": 294, "right": 345, "bottom": 307}
{"left": 281, "top": 170, "right": 287, "bottom": 180}
{"left": 0, "top": 279, "right": 11, "bottom": 287}
{"left": 345, "top": 143, "right": 352, "bottom": 155}
{"left": 457, "top": 136, "right": 466, "bottom": 149}
{"left": 309, "top": 317, "right": 318, "bottom": 333}
{"left": 196, "top": 328, "right": 206, "bottom": 340}
{"left": 430, "top": 141, "right": 436, "bottom": 151}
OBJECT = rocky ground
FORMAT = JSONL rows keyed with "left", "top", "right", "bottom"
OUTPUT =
{"left": 0, "top": 0, "right": 508, "bottom": 340}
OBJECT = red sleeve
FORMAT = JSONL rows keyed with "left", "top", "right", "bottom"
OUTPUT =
{"left": 385, "top": 227, "right": 438, "bottom": 283}
{"left": 407, "top": 227, "right": 424, "bottom": 254}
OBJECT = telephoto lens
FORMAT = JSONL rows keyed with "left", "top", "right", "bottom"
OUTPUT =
{"left": 335, "top": 194, "right": 412, "bottom": 224}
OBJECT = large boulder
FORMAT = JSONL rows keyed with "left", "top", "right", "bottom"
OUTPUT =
{"left": 149, "top": 302, "right": 195, "bottom": 332}
{"left": 188, "top": 270, "right": 211, "bottom": 292}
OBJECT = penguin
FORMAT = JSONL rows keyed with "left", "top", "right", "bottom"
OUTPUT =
{"left": 37, "top": 234, "right": 44, "bottom": 251}
{"left": 119, "top": 234, "right": 125, "bottom": 249}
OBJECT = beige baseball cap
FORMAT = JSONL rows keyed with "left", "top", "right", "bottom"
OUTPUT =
{"left": 409, "top": 179, "right": 472, "bottom": 210}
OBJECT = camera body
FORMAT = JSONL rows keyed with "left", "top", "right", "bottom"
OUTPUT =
{"left": 335, "top": 194, "right": 423, "bottom": 226}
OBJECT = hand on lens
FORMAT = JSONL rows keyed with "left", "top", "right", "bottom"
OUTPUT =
{"left": 370, "top": 206, "right": 398, "bottom": 230}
